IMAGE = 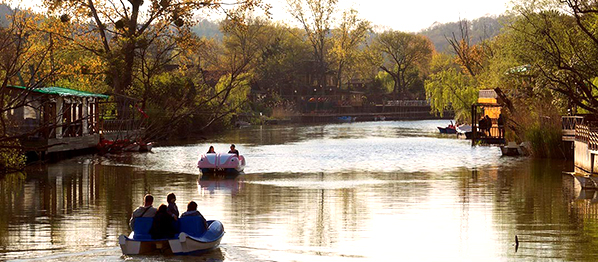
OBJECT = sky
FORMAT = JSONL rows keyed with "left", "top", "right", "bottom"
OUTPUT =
{"left": 13, "top": 0, "right": 513, "bottom": 32}
{"left": 264, "top": 0, "right": 513, "bottom": 32}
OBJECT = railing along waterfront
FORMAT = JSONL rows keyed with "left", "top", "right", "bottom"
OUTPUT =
{"left": 562, "top": 116, "right": 584, "bottom": 132}
{"left": 575, "top": 123, "right": 598, "bottom": 151}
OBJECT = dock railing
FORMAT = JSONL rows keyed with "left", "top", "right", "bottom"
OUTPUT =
{"left": 563, "top": 116, "right": 584, "bottom": 142}
{"left": 575, "top": 123, "right": 598, "bottom": 151}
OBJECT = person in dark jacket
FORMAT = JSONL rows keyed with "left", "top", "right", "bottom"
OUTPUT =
{"left": 149, "top": 204, "right": 177, "bottom": 239}
{"left": 180, "top": 201, "right": 208, "bottom": 230}
{"left": 228, "top": 144, "right": 239, "bottom": 156}
{"left": 166, "top": 192, "right": 179, "bottom": 220}
{"left": 129, "top": 194, "right": 157, "bottom": 230}
{"left": 207, "top": 146, "right": 216, "bottom": 154}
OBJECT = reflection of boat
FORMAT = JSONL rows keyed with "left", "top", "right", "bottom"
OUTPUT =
{"left": 169, "top": 217, "right": 225, "bottom": 255}
{"left": 198, "top": 172, "right": 244, "bottom": 195}
{"left": 118, "top": 217, "right": 172, "bottom": 255}
{"left": 198, "top": 153, "right": 245, "bottom": 173}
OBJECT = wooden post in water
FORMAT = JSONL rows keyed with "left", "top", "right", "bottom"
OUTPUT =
{"left": 472, "top": 104, "right": 477, "bottom": 146}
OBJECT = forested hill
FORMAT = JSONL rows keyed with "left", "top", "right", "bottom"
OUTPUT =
{"left": 0, "top": 4, "right": 13, "bottom": 26}
{"left": 419, "top": 16, "right": 505, "bottom": 53}
{"left": 191, "top": 19, "right": 222, "bottom": 40}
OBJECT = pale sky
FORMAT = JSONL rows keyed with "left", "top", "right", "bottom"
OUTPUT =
{"left": 265, "top": 0, "right": 513, "bottom": 32}
{"left": 13, "top": 0, "right": 513, "bottom": 32}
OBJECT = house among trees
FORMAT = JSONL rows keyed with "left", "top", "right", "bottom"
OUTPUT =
{"left": 3, "top": 85, "right": 109, "bottom": 159}
{"left": 472, "top": 89, "right": 505, "bottom": 145}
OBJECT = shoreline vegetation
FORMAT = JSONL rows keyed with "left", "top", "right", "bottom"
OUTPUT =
{"left": 1, "top": 0, "right": 596, "bottom": 172}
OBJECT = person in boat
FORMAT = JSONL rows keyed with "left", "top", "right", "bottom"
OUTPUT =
{"left": 207, "top": 146, "right": 216, "bottom": 154}
{"left": 129, "top": 194, "right": 157, "bottom": 230}
{"left": 228, "top": 144, "right": 239, "bottom": 157}
{"left": 149, "top": 204, "right": 177, "bottom": 239}
{"left": 181, "top": 201, "right": 208, "bottom": 229}
{"left": 166, "top": 192, "right": 179, "bottom": 220}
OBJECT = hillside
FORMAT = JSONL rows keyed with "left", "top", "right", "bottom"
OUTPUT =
{"left": 419, "top": 16, "right": 505, "bottom": 53}
{"left": 191, "top": 19, "right": 222, "bottom": 40}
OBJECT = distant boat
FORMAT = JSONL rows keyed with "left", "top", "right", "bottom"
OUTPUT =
{"left": 438, "top": 121, "right": 457, "bottom": 134}
{"left": 139, "top": 142, "right": 153, "bottom": 152}
{"left": 198, "top": 153, "right": 245, "bottom": 173}
{"left": 338, "top": 116, "right": 355, "bottom": 123}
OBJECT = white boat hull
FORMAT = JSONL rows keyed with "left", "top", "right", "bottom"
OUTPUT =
{"left": 118, "top": 234, "right": 170, "bottom": 255}
{"left": 169, "top": 232, "right": 223, "bottom": 254}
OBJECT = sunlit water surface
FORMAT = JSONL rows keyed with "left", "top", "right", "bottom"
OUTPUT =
{"left": 0, "top": 120, "right": 595, "bottom": 261}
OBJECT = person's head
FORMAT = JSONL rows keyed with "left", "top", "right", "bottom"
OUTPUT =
{"left": 187, "top": 201, "right": 198, "bottom": 212}
{"left": 230, "top": 144, "right": 235, "bottom": 150}
{"left": 143, "top": 194, "right": 154, "bottom": 207}
{"left": 157, "top": 204, "right": 168, "bottom": 213}
{"left": 208, "top": 146, "right": 215, "bottom": 153}
{"left": 167, "top": 192, "right": 176, "bottom": 204}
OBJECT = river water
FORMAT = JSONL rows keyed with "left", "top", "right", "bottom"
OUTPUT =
{"left": 1, "top": 120, "right": 596, "bottom": 261}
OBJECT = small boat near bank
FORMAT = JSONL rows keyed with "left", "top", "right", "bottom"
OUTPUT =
{"left": 198, "top": 153, "right": 245, "bottom": 173}
{"left": 119, "top": 216, "right": 224, "bottom": 255}
{"left": 437, "top": 121, "right": 457, "bottom": 134}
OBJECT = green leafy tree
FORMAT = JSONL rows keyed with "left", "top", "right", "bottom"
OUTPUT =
{"left": 371, "top": 31, "right": 434, "bottom": 99}
{"left": 329, "top": 9, "right": 370, "bottom": 90}
{"left": 287, "top": 0, "right": 337, "bottom": 90}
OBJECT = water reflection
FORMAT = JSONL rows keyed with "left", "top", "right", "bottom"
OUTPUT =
{"left": 2, "top": 121, "right": 598, "bottom": 261}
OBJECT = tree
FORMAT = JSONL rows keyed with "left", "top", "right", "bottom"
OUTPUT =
{"left": 0, "top": 9, "right": 63, "bottom": 173}
{"left": 372, "top": 30, "right": 434, "bottom": 99}
{"left": 43, "top": 0, "right": 266, "bottom": 119}
{"left": 287, "top": 0, "right": 337, "bottom": 90}
{"left": 329, "top": 9, "right": 370, "bottom": 90}
{"left": 424, "top": 53, "right": 478, "bottom": 122}
{"left": 508, "top": 0, "right": 598, "bottom": 114}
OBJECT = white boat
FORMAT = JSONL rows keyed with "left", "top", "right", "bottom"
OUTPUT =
{"left": 169, "top": 217, "right": 225, "bottom": 255}
{"left": 119, "top": 216, "right": 225, "bottom": 255}
{"left": 198, "top": 153, "right": 245, "bottom": 173}
{"left": 118, "top": 217, "right": 171, "bottom": 255}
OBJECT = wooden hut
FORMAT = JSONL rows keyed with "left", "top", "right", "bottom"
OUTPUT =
{"left": 3, "top": 85, "right": 109, "bottom": 158}
{"left": 471, "top": 89, "right": 505, "bottom": 145}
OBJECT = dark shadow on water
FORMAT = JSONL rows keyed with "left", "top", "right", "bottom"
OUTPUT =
{"left": 124, "top": 247, "right": 224, "bottom": 261}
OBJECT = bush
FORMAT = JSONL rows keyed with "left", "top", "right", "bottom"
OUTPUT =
{"left": 525, "top": 124, "right": 563, "bottom": 158}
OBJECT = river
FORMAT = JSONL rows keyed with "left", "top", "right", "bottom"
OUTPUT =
{"left": 0, "top": 119, "right": 596, "bottom": 261}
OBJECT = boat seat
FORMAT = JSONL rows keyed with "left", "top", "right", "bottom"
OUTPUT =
{"left": 131, "top": 217, "right": 153, "bottom": 240}
{"left": 179, "top": 216, "right": 207, "bottom": 237}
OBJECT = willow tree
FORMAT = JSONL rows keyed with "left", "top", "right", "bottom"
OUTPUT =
{"left": 43, "top": 0, "right": 266, "bottom": 119}
{"left": 372, "top": 31, "right": 434, "bottom": 99}
{"left": 424, "top": 52, "right": 478, "bottom": 122}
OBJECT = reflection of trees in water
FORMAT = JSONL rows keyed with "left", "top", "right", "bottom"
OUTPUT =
{"left": 0, "top": 164, "right": 148, "bottom": 259}
{"left": 475, "top": 159, "right": 598, "bottom": 260}
{"left": 226, "top": 172, "right": 402, "bottom": 250}
{"left": 0, "top": 172, "right": 26, "bottom": 248}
